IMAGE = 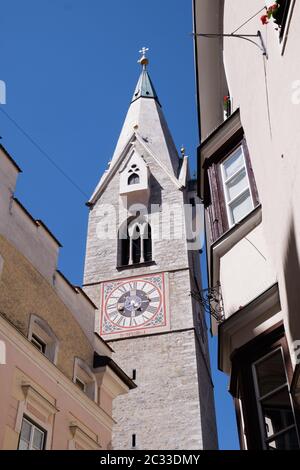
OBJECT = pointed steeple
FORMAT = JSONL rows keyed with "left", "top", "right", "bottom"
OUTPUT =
{"left": 132, "top": 47, "right": 159, "bottom": 104}
{"left": 131, "top": 69, "right": 159, "bottom": 104}
{"left": 88, "top": 49, "right": 181, "bottom": 204}
{"left": 110, "top": 48, "right": 179, "bottom": 172}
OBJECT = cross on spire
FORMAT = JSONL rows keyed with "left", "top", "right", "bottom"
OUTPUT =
{"left": 138, "top": 47, "right": 149, "bottom": 67}
{"left": 139, "top": 47, "right": 149, "bottom": 57}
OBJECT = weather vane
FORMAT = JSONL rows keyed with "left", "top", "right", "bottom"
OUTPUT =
{"left": 138, "top": 47, "right": 149, "bottom": 67}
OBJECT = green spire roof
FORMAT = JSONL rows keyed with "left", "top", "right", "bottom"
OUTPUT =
{"left": 131, "top": 68, "right": 160, "bottom": 105}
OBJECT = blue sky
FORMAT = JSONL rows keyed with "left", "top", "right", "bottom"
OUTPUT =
{"left": 0, "top": 0, "right": 239, "bottom": 449}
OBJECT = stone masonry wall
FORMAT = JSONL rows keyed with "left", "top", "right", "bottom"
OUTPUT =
{"left": 110, "top": 329, "right": 212, "bottom": 450}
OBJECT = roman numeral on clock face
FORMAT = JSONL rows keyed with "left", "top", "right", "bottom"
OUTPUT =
{"left": 107, "top": 302, "right": 117, "bottom": 310}
{"left": 142, "top": 313, "right": 152, "bottom": 322}
{"left": 146, "top": 287, "right": 157, "bottom": 296}
{"left": 129, "top": 317, "right": 138, "bottom": 327}
{"left": 149, "top": 296, "right": 160, "bottom": 303}
{"left": 129, "top": 281, "right": 137, "bottom": 290}
{"left": 115, "top": 316, "right": 126, "bottom": 326}
{"left": 118, "top": 285, "right": 127, "bottom": 293}
{"left": 109, "top": 313, "right": 119, "bottom": 322}
{"left": 146, "top": 305, "right": 157, "bottom": 314}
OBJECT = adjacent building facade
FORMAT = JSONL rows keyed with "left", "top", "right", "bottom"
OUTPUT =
{"left": 83, "top": 52, "right": 218, "bottom": 450}
{"left": 194, "top": 0, "right": 300, "bottom": 449}
{"left": 0, "top": 144, "right": 135, "bottom": 450}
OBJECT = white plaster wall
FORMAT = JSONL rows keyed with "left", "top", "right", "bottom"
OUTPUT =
{"left": 220, "top": 223, "right": 277, "bottom": 317}
{"left": 222, "top": 0, "right": 300, "bottom": 355}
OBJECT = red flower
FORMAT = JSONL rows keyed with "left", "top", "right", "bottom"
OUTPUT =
{"left": 223, "top": 95, "right": 229, "bottom": 102}
{"left": 260, "top": 14, "right": 269, "bottom": 25}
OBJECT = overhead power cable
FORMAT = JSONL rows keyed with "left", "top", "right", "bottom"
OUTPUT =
{"left": 0, "top": 106, "right": 89, "bottom": 199}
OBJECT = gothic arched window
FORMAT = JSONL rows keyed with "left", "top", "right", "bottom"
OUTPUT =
{"left": 120, "top": 228, "right": 130, "bottom": 266}
{"left": 132, "top": 225, "right": 141, "bottom": 263}
{"left": 118, "top": 217, "right": 152, "bottom": 266}
{"left": 143, "top": 223, "right": 152, "bottom": 262}
{"left": 128, "top": 173, "right": 140, "bottom": 185}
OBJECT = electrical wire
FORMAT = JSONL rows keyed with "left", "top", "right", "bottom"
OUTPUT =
{"left": 0, "top": 106, "right": 89, "bottom": 199}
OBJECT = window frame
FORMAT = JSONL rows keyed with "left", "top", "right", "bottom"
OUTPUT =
{"left": 230, "top": 323, "right": 300, "bottom": 449}
{"left": 18, "top": 416, "right": 46, "bottom": 451}
{"left": 73, "top": 357, "right": 97, "bottom": 402}
{"left": 30, "top": 333, "right": 46, "bottom": 354}
{"left": 118, "top": 216, "right": 153, "bottom": 268}
{"left": 205, "top": 132, "right": 259, "bottom": 243}
{"left": 128, "top": 173, "right": 140, "bottom": 185}
{"left": 278, "top": 0, "right": 292, "bottom": 40}
{"left": 279, "top": 0, "right": 296, "bottom": 54}
{"left": 28, "top": 315, "right": 59, "bottom": 364}
{"left": 220, "top": 145, "right": 254, "bottom": 228}
{"left": 252, "top": 347, "right": 300, "bottom": 449}
{"left": 75, "top": 377, "right": 87, "bottom": 392}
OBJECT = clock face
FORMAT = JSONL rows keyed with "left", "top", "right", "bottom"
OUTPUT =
{"left": 100, "top": 273, "right": 169, "bottom": 338}
{"left": 105, "top": 280, "right": 161, "bottom": 328}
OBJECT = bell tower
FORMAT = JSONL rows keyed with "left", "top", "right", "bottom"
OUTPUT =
{"left": 83, "top": 50, "right": 218, "bottom": 450}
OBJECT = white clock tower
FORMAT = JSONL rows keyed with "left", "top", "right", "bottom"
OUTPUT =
{"left": 83, "top": 50, "right": 218, "bottom": 450}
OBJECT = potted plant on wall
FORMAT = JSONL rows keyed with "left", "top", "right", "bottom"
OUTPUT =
{"left": 223, "top": 95, "right": 231, "bottom": 119}
{"left": 260, "top": 0, "right": 288, "bottom": 27}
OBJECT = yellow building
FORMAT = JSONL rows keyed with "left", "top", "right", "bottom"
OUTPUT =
{"left": 0, "top": 143, "right": 135, "bottom": 450}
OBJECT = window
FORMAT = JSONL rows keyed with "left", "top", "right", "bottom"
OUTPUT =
{"left": 18, "top": 417, "right": 46, "bottom": 450}
{"left": 75, "top": 377, "right": 86, "bottom": 392}
{"left": 73, "top": 358, "right": 97, "bottom": 402}
{"left": 132, "top": 225, "right": 141, "bottom": 264}
{"left": 273, "top": 0, "right": 293, "bottom": 41}
{"left": 252, "top": 348, "right": 300, "bottom": 449}
{"left": 221, "top": 146, "right": 254, "bottom": 227}
{"left": 119, "top": 217, "right": 152, "bottom": 267}
{"left": 205, "top": 129, "right": 260, "bottom": 243}
{"left": 119, "top": 153, "right": 149, "bottom": 195}
{"left": 143, "top": 224, "right": 152, "bottom": 262}
{"left": 128, "top": 173, "right": 140, "bottom": 185}
{"left": 231, "top": 324, "right": 300, "bottom": 449}
{"left": 28, "top": 315, "right": 59, "bottom": 364}
{"left": 31, "top": 334, "right": 46, "bottom": 354}
{"left": 127, "top": 164, "right": 140, "bottom": 186}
